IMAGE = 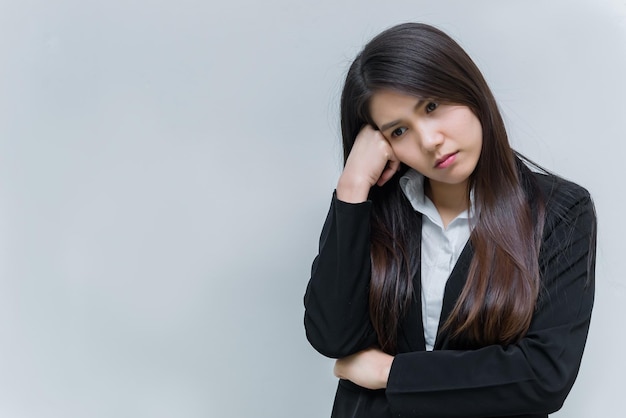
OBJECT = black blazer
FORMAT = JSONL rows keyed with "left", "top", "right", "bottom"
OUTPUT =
{"left": 304, "top": 170, "right": 596, "bottom": 418}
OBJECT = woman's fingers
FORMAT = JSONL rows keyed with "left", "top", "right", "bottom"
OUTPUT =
{"left": 333, "top": 348, "right": 393, "bottom": 390}
{"left": 376, "top": 155, "right": 401, "bottom": 186}
{"left": 337, "top": 126, "right": 399, "bottom": 202}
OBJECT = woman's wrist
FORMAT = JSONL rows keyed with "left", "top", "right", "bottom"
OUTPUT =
{"left": 336, "top": 176, "right": 371, "bottom": 203}
{"left": 379, "top": 355, "right": 393, "bottom": 389}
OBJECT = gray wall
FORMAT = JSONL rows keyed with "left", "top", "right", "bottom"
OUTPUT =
{"left": 1, "top": 0, "right": 624, "bottom": 416}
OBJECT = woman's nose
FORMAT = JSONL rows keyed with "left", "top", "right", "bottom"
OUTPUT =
{"left": 419, "top": 126, "right": 444, "bottom": 151}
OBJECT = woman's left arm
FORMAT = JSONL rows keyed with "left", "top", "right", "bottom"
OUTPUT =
{"left": 339, "top": 182, "right": 597, "bottom": 417}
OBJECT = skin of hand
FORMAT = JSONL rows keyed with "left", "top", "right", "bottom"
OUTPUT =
{"left": 336, "top": 125, "right": 401, "bottom": 203}
{"left": 334, "top": 347, "right": 394, "bottom": 390}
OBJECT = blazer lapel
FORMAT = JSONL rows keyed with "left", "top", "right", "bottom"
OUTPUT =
{"left": 397, "top": 214, "right": 427, "bottom": 353}
{"left": 433, "top": 240, "right": 474, "bottom": 349}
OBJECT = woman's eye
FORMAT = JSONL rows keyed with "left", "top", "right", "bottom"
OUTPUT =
{"left": 391, "top": 127, "right": 407, "bottom": 138}
{"left": 425, "top": 102, "right": 438, "bottom": 113}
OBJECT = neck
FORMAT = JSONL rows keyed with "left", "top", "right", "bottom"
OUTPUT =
{"left": 425, "top": 179, "right": 470, "bottom": 228}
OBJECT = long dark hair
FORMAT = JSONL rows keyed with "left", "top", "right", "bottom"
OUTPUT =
{"left": 340, "top": 23, "right": 546, "bottom": 353}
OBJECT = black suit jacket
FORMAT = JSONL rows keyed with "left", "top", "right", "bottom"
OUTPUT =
{"left": 304, "top": 170, "right": 596, "bottom": 418}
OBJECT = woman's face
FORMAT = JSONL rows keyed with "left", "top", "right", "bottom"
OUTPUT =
{"left": 369, "top": 89, "right": 483, "bottom": 193}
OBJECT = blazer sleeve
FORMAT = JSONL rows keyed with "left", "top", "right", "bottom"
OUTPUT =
{"left": 385, "top": 182, "right": 596, "bottom": 417}
{"left": 304, "top": 192, "right": 378, "bottom": 358}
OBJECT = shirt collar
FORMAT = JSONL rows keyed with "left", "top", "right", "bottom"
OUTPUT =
{"left": 399, "top": 168, "right": 476, "bottom": 227}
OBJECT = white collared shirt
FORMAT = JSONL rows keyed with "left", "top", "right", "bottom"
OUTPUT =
{"left": 399, "top": 169, "right": 475, "bottom": 351}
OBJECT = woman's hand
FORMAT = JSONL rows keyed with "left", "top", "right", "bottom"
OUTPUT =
{"left": 336, "top": 126, "right": 400, "bottom": 203}
{"left": 334, "top": 347, "right": 394, "bottom": 390}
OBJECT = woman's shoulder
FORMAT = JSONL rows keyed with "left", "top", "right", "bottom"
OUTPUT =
{"left": 532, "top": 171, "right": 591, "bottom": 201}
{"left": 527, "top": 169, "right": 594, "bottom": 224}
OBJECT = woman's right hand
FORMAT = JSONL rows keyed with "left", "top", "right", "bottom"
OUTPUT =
{"left": 336, "top": 125, "right": 400, "bottom": 203}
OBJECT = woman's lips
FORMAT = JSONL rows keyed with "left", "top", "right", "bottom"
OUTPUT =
{"left": 435, "top": 152, "right": 458, "bottom": 168}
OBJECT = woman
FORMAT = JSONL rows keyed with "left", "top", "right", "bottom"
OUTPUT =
{"left": 303, "top": 23, "right": 596, "bottom": 418}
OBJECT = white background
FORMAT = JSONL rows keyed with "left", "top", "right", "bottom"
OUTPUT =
{"left": 1, "top": 0, "right": 624, "bottom": 417}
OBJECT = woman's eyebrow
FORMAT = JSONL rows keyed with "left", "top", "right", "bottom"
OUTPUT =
{"left": 379, "top": 120, "right": 402, "bottom": 132}
{"left": 378, "top": 99, "right": 425, "bottom": 132}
